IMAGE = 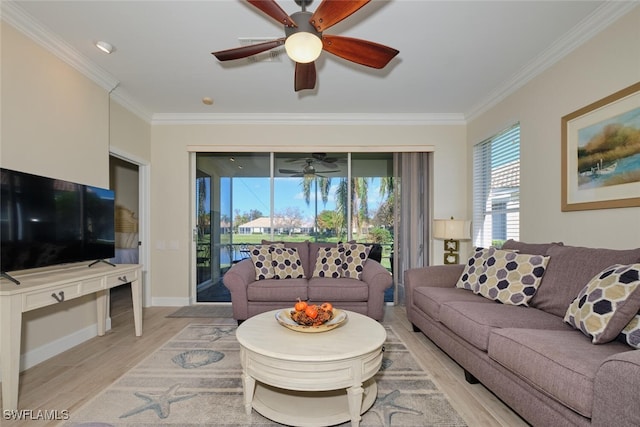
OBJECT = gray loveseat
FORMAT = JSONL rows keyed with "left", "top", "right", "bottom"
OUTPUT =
{"left": 405, "top": 240, "right": 640, "bottom": 426}
{"left": 223, "top": 241, "right": 393, "bottom": 323}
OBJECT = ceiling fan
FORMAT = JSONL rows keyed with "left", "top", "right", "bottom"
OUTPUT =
{"left": 279, "top": 159, "right": 340, "bottom": 177}
{"left": 212, "top": 0, "right": 399, "bottom": 92}
{"left": 285, "top": 152, "right": 342, "bottom": 168}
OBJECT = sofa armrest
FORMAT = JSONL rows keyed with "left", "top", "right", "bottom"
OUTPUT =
{"left": 362, "top": 259, "right": 393, "bottom": 292}
{"left": 362, "top": 259, "right": 392, "bottom": 321}
{"left": 592, "top": 350, "right": 640, "bottom": 426}
{"left": 404, "top": 264, "right": 463, "bottom": 319}
{"left": 222, "top": 259, "right": 255, "bottom": 320}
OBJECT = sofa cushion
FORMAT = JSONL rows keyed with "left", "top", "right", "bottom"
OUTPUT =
{"left": 475, "top": 249, "right": 549, "bottom": 306}
{"left": 618, "top": 313, "right": 640, "bottom": 349}
{"left": 263, "top": 240, "right": 311, "bottom": 277}
{"left": 270, "top": 247, "right": 305, "bottom": 279}
{"left": 312, "top": 245, "right": 343, "bottom": 278}
{"left": 564, "top": 264, "right": 640, "bottom": 343}
{"left": 309, "top": 242, "right": 338, "bottom": 270}
{"left": 529, "top": 245, "right": 640, "bottom": 317}
{"left": 307, "top": 277, "right": 368, "bottom": 302}
{"left": 488, "top": 328, "right": 631, "bottom": 418}
{"left": 248, "top": 244, "right": 281, "bottom": 280}
{"left": 340, "top": 243, "right": 371, "bottom": 280}
{"left": 413, "top": 287, "right": 493, "bottom": 322}
{"left": 247, "top": 278, "right": 308, "bottom": 301}
{"left": 439, "top": 301, "right": 570, "bottom": 351}
{"left": 501, "top": 239, "right": 563, "bottom": 255}
{"left": 456, "top": 247, "right": 490, "bottom": 291}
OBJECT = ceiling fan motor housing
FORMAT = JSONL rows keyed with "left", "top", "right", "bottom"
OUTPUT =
{"left": 285, "top": 11, "right": 322, "bottom": 39}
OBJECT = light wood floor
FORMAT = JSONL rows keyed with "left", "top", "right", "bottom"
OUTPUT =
{"left": 1, "top": 289, "right": 528, "bottom": 427}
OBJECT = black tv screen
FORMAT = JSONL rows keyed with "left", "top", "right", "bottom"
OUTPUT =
{"left": 0, "top": 168, "right": 115, "bottom": 273}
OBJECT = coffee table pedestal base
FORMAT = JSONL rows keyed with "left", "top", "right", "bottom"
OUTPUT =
{"left": 252, "top": 378, "right": 377, "bottom": 427}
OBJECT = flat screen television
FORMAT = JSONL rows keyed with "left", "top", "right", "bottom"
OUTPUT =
{"left": 0, "top": 168, "right": 115, "bottom": 278}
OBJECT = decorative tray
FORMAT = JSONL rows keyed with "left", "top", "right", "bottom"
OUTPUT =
{"left": 275, "top": 309, "right": 348, "bottom": 333}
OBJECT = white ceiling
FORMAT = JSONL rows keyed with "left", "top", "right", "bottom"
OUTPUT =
{"left": 3, "top": 1, "right": 636, "bottom": 123}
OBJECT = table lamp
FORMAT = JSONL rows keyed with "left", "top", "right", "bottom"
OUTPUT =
{"left": 433, "top": 217, "right": 471, "bottom": 264}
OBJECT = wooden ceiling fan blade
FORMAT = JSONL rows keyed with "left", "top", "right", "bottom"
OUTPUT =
{"left": 247, "top": 0, "right": 297, "bottom": 27}
{"left": 310, "top": 0, "right": 370, "bottom": 32}
{"left": 295, "top": 62, "right": 317, "bottom": 92}
{"left": 279, "top": 169, "right": 303, "bottom": 174}
{"left": 212, "top": 38, "right": 285, "bottom": 61}
{"left": 322, "top": 35, "right": 399, "bottom": 69}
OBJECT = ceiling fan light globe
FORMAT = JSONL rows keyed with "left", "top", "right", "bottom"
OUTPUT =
{"left": 285, "top": 32, "right": 322, "bottom": 63}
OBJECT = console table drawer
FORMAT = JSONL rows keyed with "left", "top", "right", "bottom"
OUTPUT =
{"left": 106, "top": 270, "right": 137, "bottom": 288}
{"left": 23, "top": 282, "right": 82, "bottom": 310}
{"left": 83, "top": 277, "right": 106, "bottom": 293}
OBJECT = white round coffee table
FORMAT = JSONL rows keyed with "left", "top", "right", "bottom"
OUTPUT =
{"left": 236, "top": 309, "right": 387, "bottom": 427}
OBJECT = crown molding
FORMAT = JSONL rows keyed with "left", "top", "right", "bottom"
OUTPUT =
{"left": 110, "top": 90, "right": 153, "bottom": 123}
{"left": 151, "top": 112, "right": 466, "bottom": 126}
{"left": 1, "top": 1, "right": 464, "bottom": 126}
{"left": 465, "top": 1, "right": 639, "bottom": 122}
{"left": 5, "top": 0, "right": 635, "bottom": 126}
{"left": 1, "top": 1, "right": 119, "bottom": 92}
{"left": 2, "top": 1, "right": 154, "bottom": 123}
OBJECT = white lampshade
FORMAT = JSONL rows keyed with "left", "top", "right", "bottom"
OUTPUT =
{"left": 285, "top": 32, "right": 323, "bottom": 64}
{"left": 432, "top": 219, "right": 471, "bottom": 240}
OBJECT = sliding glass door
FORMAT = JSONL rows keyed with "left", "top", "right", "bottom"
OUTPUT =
{"left": 194, "top": 152, "right": 400, "bottom": 304}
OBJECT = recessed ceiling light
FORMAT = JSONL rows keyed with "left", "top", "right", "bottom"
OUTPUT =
{"left": 202, "top": 97, "right": 214, "bottom": 105}
{"left": 95, "top": 41, "right": 114, "bottom": 54}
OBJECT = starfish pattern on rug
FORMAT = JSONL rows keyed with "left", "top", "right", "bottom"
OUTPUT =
{"left": 199, "top": 327, "right": 236, "bottom": 342}
{"left": 369, "top": 389, "right": 423, "bottom": 426}
{"left": 119, "top": 383, "right": 198, "bottom": 419}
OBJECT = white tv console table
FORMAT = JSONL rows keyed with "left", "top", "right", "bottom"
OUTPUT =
{"left": 0, "top": 263, "right": 143, "bottom": 411}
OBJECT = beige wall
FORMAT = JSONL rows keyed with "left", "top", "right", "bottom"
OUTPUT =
{"left": 150, "top": 124, "right": 467, "bottom": 302}
{"left": 468, "top": 8, "right": 640, "bottom": 249}
{"left": 1, "top": 25, "right": 109, "bottom": 186}
{"left": 1, "top": 23, "right": 151, "bottom": 368}
{"left": 110, "top": 100, "right": 151, "bottom": 161}
{"left": 1, "top": 23, "right": 112, "bottom": 364}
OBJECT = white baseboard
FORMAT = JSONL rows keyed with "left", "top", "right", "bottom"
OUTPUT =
{"left": 0, "top": 318, "right": 114, "bottom": 380}
{"left": 20, "top": 322, "right": 97, "bottom": 372}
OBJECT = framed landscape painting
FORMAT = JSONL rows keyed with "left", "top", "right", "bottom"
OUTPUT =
{"left": 561, "top": 82, "right": 640, "bottom": 211}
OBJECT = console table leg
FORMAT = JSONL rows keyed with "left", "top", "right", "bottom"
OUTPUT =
{"left": 96, "top": 290, "right": 107, "bottom": 336}
{"left": 131, "top": 279, "right": 143, "bottom": 336}
{"left": 347, "top": 384, "right": 364, "bottom": 427}
{"left": 0, "top": 294, "right": 22, "bottom": 410}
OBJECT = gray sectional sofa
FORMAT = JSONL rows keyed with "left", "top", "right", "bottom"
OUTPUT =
{"left": 405, "top": 240, "right": 640, "bottom": 427}
{"left": 223, "top": 241, "right": 393, "bottom": 322}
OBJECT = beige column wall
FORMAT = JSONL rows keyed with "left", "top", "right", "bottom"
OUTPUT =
{"left": 1, "top": 23, "right": 110, "bottom": 365}
{"left": 1, "top": 22, "right": 152, "bottom": 368}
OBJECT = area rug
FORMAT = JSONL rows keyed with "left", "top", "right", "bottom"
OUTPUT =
{"left": 60, "top": 323, "right": 467, "bottom": 427}
{"left": 167, "top": 305, "right": 234, "bottom": 318}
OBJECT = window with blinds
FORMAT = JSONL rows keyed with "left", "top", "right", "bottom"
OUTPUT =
{"left": 472, "top": 123, "right": 520, "bottom": 248}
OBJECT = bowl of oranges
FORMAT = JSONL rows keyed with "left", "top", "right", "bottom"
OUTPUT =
{"left": 276, "top": 300, "right": 347, "bottom": 333}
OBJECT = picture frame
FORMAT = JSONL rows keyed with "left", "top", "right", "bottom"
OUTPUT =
{"left": 444, "top": 253, "right": 459, "bottom": 265}
{"left": 445, "top": 240, "right": 459, "bottom": 251}
{"left": 561, "top": 82, "right": 640, "bottom": 211}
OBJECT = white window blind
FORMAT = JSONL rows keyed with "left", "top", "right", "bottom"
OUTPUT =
{"left": 473, "top": 123, "right": 520, "bottom": 248}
